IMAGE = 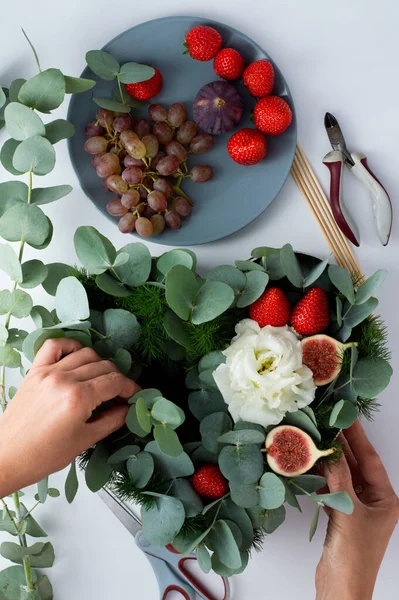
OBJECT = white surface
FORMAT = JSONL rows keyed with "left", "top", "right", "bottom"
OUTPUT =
{"left": 0, "top": 1, "right": 398, "bottom": 598}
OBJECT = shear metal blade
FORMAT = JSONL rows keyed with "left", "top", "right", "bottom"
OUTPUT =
{"left": 98, "top": 488, "right": 142, "bottom": 537}
{"left": 324, "top": 112, "right": 354, "bottom": 166}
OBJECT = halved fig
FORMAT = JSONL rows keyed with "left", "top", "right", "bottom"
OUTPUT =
{"left": 302, "top": 334, "right": 354, "bottom": 386}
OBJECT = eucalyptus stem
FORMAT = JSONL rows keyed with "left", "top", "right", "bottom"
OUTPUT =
{"left": 117, "top": 75, "right": 125, "bottom": 105}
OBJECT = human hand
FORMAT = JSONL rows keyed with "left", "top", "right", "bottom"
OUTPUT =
{"left": 0, "top": 338, "right": 139, "bottom": 498}
{"left": 315, "top": 420, "right": 399, "bottom": 600}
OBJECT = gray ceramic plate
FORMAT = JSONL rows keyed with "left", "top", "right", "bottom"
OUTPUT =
{"left": 67, "top": 16, "right": 297, "bottom": 246}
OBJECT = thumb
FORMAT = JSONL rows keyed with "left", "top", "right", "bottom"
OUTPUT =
{"left": 86, "top": 405, "right": 129, "bottom": 446}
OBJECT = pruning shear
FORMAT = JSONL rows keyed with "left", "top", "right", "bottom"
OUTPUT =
{"left": 323, "top": 112, "right": 393, "bottom": 247}
{"left": 98, "top": 489, "right": 230, "bottom": 600}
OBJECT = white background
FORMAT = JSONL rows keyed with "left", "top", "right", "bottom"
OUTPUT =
{"left": 1, "top": 0, "right": 398, "bottom": 598}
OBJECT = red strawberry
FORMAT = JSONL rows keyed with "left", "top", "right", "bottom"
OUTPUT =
{"left": 290, "top": 288, "right": 330, "bottom": 335}
{"left": 213, "top": 48, "right": 245, "bottom": 80}
{"left": 192, "top": 465, "right": 229, "bottom": 499}
{"left": 185, "top": 25, "right": 222, "bottom": 61}
{"left": 243, "top": 60, "right": 274, "bottom": 97}
{"left": 125, "top": 68, "right": 163, "bottom": 101}
{"left": 227, "top": 128, "right": 267, "bottom": 166}
{"left": 254, "top": 96, "right": 292, "bottom": 136}
{"left": 249, "top": 288, "right": 290, "bottom": 327}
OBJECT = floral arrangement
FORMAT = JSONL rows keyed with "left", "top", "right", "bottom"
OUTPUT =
{"left": 21, "top": 231, "right": 392, "bottom": 577}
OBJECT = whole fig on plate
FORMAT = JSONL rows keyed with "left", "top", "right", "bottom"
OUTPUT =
{"left": 193, "top": 81, "right": 244, "bottom": 134}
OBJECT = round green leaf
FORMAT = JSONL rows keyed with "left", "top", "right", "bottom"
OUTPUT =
{"left": 85, "top": 444, "right": 113, "bottom": 492}
{"left": 218, "top": 429, "right": 265, "bottom": 445}
{"left": 259, "top": 472, "right": 286, "bottom": 509}
{"left": 86, "top": 50, "right": 120, "bottom": 80}
{"left": 23, "top": 328, "right": 65, "bottom": 363}
{"left": 211, "top": 551, "right": 248, "bottom": 577}
{"left": 163, "top": 309, "right": 191, "bottom": 349}
{"left": 196, "top": 545, "right": 212, "bottom": 573}
{"left": 0, "top": 345, "right": 21, "bottom": 368}
{"left": 0, "top": 139, "right": 23, "bottom": 175}
{"left": 166, "top": 265, "right": 199, "bottom": 321}
{"left": 284, "top": 409, "right": 321, "bottom": 442}
{"left": 113, "top": 252, "right": 129, "bottom": 268}
{"left": 20, "top": 260, "right": 48, "bottom": 289}
{"left": 119, "top": 62, "right": 155, "bottom": 84}
{"left": 312, "top": 491, "right": 354, "bottom": 514}
{"left": 152, "top": 398, "right": 185, "bottom": 429}
{"left": 235, "top": 260, "right": 265, "bottom": 272}
{"left": 29, "top": 216, "right": 53, "bottom": 250}
{"left": 108, "top": 445, "right": 140, "bottom": 464}
{"left": 103, "top": 308, "right": 141, "bottom": 353}
{"left": 55, "top": 276, "right": 90, "bottom": 322}
{"left": 329, "top": 399, "right": 358, "bottom": 429}
{"left": 154, "top": 424, "right": 183, "bottom": 457}
{"left": 129, "top": 388, "right": 163, "bottom": 407}
{"left": 114, "top": 242, "right": 152, "bottom": 286}
{"left": 352, "top": 357, "right": 392, "bottom": 398}
{"left": 0, "top": 325, "right": 8, "bottom": 343}
{"left": 218, "top": 444, "right": 264, "bottom": 484}
{"left": 64, "top": 75, "right": 96, "bottom": 94}
{"left": 0, "top": 243, "right": 23, "bottom": 283}
{"left": 9, "top": 78, "right": 26, "bottom": 102}
{"left": 93, "top": 97, "right": 131, "bottom": 113}
{"left": 198, "top": 351, "right": 226, "bottom": 373}
{"left": 0, "top": 181, "right": 28, "bottom": 216}
{"left": 157, "top": 249, "right": 193, "bottom": 276}
{"left": 259, "top": 506, "right": 286, "bottom": 533}
{"left": 141, "top": 495, "right": 185, "bottom": 546}
{"left": 191, "top": 445, "right": 219, "bottom": 467}
{"left": 0, "top": 565, "right": 53, "bottom": 599}
{"left": 208, "top": 520, "right": 242, "bottom": 569}
{"left": 7, "top": 329, "right": 27, "bottom": 351}
{"left": 74, "top": 226, "right": 116, "bottom": 274}
{"left": 18, "top": 68, "right": 65, "bottom": 112}
{"left": 65, "top": 460, "right": 79, "bottom": 504}
{"left": 355, "top": 270, "right": 388, "bottom": 305}
{"left": 280, "top": 244, "right": 304, "bottom": 287}
{"left": 236, "top": 271, "right": 269, "bottom": 308}
{"left": 290, "top": 474, "right": 327, "bottom": 495}
{"left": 4, "top": 102, "right": 45, "bottom": 140}
{"left": 0, "top": 289, "right": 32, "bottom": 318}
{"left": 31, "top": 184, "right": 73, "bottom": 206}
{"left": 127, "top": 451, "right": 154, "bottom": 488}
{"left": 0, "top": 203, "right": 50, "bottom": 246}
{"left": 170, "top": 478, "right": 203, "bottom": 517}
{"left": 303, "top": 257, "right": 330, "bottom": 287}
{"left": 328, "top": 265, "right": 355, "bottom": 304}
{"left": 207, "top": 265, "right": 246, "bottom": 293}
{"left": 145, "top": 441, "right": 194, "bottom": 479}
{"left": 200, "top": 412, "right": 232, "bottom": 454}
{"left": 44, "top": 119, "right": 75, "bottom": 144}
{"left": 114, "top": 348, "right": 132, "bottom": 375}
{"left": 344, "top": 297, "right": 379, "bottom": 328}
{"left": 191, "top": 281, "right": 234, "bottom": 325}
{"left": 95, "top": 272, "right": 132, "bottom": 297}
{"left": 136, "top": 396, "right": 152, "bottom": 433}
{"left": 0, "top": 87, "right": 6, "bottom": 109}
{"left": 13, "top": 135, "right": 55, "bottom": 175}
{"left": 229, "top": 481, "right": 259, "bottom": 508}
{"left": 41, "top": 263, "right": 71, "bottom": 295}
{"left": 189, "top": 389, "right": 227, "bottom": 421}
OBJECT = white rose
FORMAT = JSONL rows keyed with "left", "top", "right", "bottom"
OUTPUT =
{"left": 213, "top": 319, "right": 316, "bottom": 428}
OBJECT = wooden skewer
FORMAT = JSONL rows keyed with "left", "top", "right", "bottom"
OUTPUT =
{"left": 291, "top": 144, "right": 363, "bottom": 278}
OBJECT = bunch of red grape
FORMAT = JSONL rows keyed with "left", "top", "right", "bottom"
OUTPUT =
{"left": 84, "top": 103, "right": 214, "bottom": 238}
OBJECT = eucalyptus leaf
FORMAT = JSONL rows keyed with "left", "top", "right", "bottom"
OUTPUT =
{"left": 207, "top": 265, "right": 246, "bottom": 294}
{"left": 126, "top": 404, "right": 149, "bottom": 437}
{"left": 64, "top": 75, "right": 96, "bottom": 93}
{"left": 191, "top": 281, "right": 234, "bottom": 325}
{"left": 127, "top": 452, "right": 154, "bottom": 488}
{"left": 163, "top": 309, "right": 191, "bottom": 349}
{"left": 165, "top": 265, "right": 199, "bottom": 321}
{"left": 65, "top": 460, "right": 79, "bottom": 503}
{"left": 258, "top": 472, "right": 286, "bottom": 509}
{"left": 129, "top": 388, "right": 163, "bottom": 408}
{"left": 55, "top": 276, "right": 90, "bottom": 322}
{"left": 7, "top": 329, "right": 28, "bottom": 351}
{"left": 23, "top": 328, "right": 65, "bottom": 362}
{"left": 141, "top": 495, "right": 185, "bottom": 546}
{"left": 113, "top": 252, "right": 129, "bottom": 268}
{"left": 281, "top": 478, "right": 302, "bottom": 511}
{"left": 85, "top": 444, "right": 113, "bottom": 492}
{"left": 229, "top": 481, "right": 259, "bottom": 508}
{"left": 157, "top": 249, "right": 193, "bottom": 276}
{"left": 188, "top": 389, "right": 227, "bottom": 421}
{"left": 31, "top": 306, "right": 57, "bottom": 328}
{"left": 284, "top": 410, "right": 321, "bottom": 442}
{"left": 211, "top": 551, "right": 248, "bottom": 577}
{"left": 236, "top": 271, "right": 269, "bottom": 308}
{"left": 344, "top": 297, "right": 378, "bottom": 328}
{"left": 191, "top": 445, "right": 219, "bottom": 467}
{"left": 119, "top": 62, "right": 155, "bottom": 84}
{"left": 108, "top": 445, "right": 140, "bottom": 464}
{"left": 217, "top": 499, "right": 254, "bottom": 552}
{"left": 0, "top": 203, "right": 50, "bottom": 246}
{"left": 219, "top": 444, "right": 264, "bottom": 484}
{"left": 144, "top": 441, "right": 194, "bottom": 479}
{"left": 9, "top": 78, "right": 26, "bottom": 102}
{"left": 20, "top": 503, "right": 48, "bottom": 537}
{"left": 352, "top": 357, "right": 393, "bottom": 398}
{"left": 251, "top": 247, "right": 284, "bottom": 280}
{"left": 235, "top": 260, "right": 265, "bottom": 272}
{"left": 200, "top": 412, "right": 232, "bottom": 454}
{"left": 0, "top": 181, "right": 28, "bottom": 215}
{"left": 113, "top": 242, "right": 152, "bottom": 286}
{"left": 300, "top": 406, "right": 318, "bottom": 426}
{"left": 37, "top": 478, "right": 48, "bottom": 503}
{"left": 41, "top": 263, "right": 71, "bottom": 295}
{"left": 95, "top": 272, "right": 132, "bottom": 297}
{"left": 86, "top": 50, "right": 120, "bottom": 80}
{"left": 170, "top": 479, "right": 203, "bottom": 517}
{"left": 154, "top": 424, "right": 183, "bottom": 457}
{"left": 103, "top": 308, "right": 141, "bottom": 353}
{"left": 65, "top": 330, "right": 92, "bottom": 347}
{"left": 93, "top": 97, "right": 131, "bottom": 113}
{"left": 260, "top": 505, "right": 286, "bottom": 533}
{"left": 208, "top": 520, "right": 242, "bottom": 569}
{"left": 329, "top": 399, "right": 358, "bottom": 429}
{"left": 0, "top": 139, "right": 23, "bottom": 175}
{"left": 309, "top": 504, "right": 321, "bottom": 541}
{"left": 74, "top": 226, "right": 116, "bottom": 274}
{"left": 20, "top": 260, "right": 48, "bottom": 289}
{"left": 0, "top": 565, "right": 53, "bottom": 600}
{"left": 0, "top": 345, "right": 21, "bottom": 368}
{"left": 312, "top": 492, "right": 354, "bottom": 514}
{"left": 151, "top": 398, "right": 185, "bottom": 429}
{"left": 0, "top": 243, "right": 23, "bottom": 283}
{"left": 303, "top": 256, "right": 330, "bottom": 287}
{"left": 4, "top": 102, "right": 45, "bottom": 140}
{"left": 196, "top": 545, "right": 212, "bottom": 573}
{"left": 198, "top": 351, "right": 226, "bottom": 373}
{"left": 136, "top": 396, "right": 152, "bottom": 433}
{"left": 328, "top": 265, "right": 355, "bottom": 304}
{"left": 18, "top": 68, "right": 65, "bottom": 112}
{"left": 336, "top": 295, "right": 343, "bottom": 327}
{"left": 114, "top": 348, "right": 132, "bottom": 375}
{"left": 112, "top": 84, "right": 147, "bottom": 108}
{"left": 0, "top": 326, "right": 8, "bottom": 343}
{"left": 13, "top": 135, "right": 56, "bottom": 175}
{"left": 355, "top": 270, "right": 387, "bottom": 304}
{"left": 280, "top": 244, "right": 304, "bottom": 287}
{"left": 218, "top": 429, "right": 265, "bottom": 445}
{"left": 0, "top": 289, "right": 32, "bottom": 318}
{"left": 290, "top": 474, "right": 327, "bottom": 494}
{"left": 0, "top": 87, "right": 6, "bottom": 109}
{"left": 44, "top": 119, "right": 75, "bottom": 144}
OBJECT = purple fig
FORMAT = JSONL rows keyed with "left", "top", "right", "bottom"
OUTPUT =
{"left": 193, "top": 81, "right": 244, "bottom": 135}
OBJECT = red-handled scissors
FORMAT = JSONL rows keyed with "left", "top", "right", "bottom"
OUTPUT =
{"left": 99, "top": 488, "right": 230, "bottom": 600}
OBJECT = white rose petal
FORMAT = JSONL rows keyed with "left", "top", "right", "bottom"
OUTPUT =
{"left": 213, "top": 319, "right": 316, "bottom": 428}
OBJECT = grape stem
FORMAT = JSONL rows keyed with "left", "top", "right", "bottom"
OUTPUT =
{"left": 173, "top": 177, "right": 193, "bottom": 206}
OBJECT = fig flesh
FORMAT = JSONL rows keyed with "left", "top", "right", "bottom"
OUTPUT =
{"left": 193, "top": 81, "right": 244, "bottom": 135}
{"left": 265, "top": 425, "right": 334, "bottom": 477}
{"left": 302, "top": 334, "right": 354, "bottom": 386}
